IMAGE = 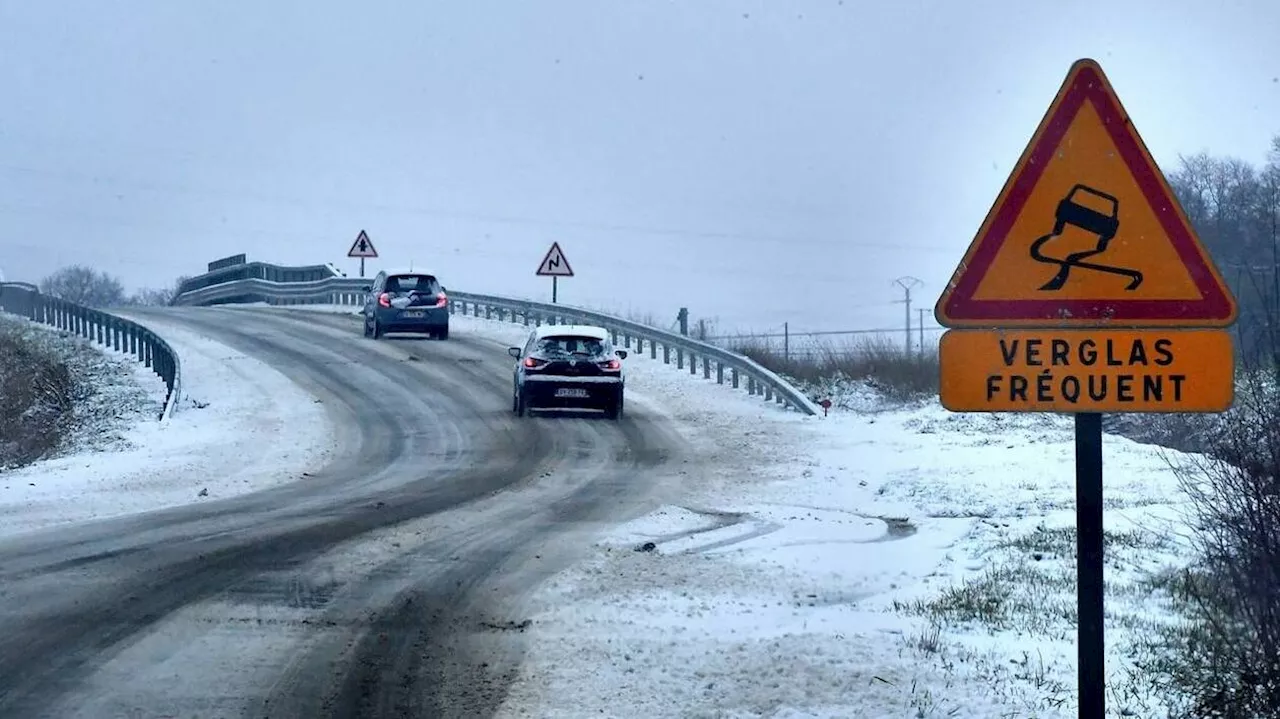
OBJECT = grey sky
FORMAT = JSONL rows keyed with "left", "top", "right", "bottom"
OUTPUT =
{"left": 2, "top": 0, "right": 1278, "bottom": 333}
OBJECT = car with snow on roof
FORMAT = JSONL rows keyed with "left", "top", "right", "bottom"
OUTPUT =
{"left": 509, "top": 324, "right": 627, "bottom": 419}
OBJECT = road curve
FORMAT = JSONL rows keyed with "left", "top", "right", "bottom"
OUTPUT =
{"left": 0, "top": 306, "right": 688, "bottom": 719}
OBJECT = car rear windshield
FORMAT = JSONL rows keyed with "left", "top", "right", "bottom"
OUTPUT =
{"left": 384, "top": 274, "right": 441, "bottom": 294}
{"left": 536, "top": 335, "right": 608, "bottom": 358}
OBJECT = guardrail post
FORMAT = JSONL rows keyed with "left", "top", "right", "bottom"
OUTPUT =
{"left": 112, "top": 317, "right": 122, "bottom": 351}
{"left": 129, "top": 326, "right": 138, "bottom": 357}
{"left": 690, "top": 354, "right": 697, "bottom": 375}
{"left": 144, "top": 336, "right": 154, "bottom": 368}
{"left": 677, "top": 348, "right": 684, "bottom": 370}
{"left": 611, "top": 330, "right": 619, "bottom": 346}
{"left": 663, "top": 345, "right": 670, "bottom": 364}
{"left": 717, "top": 363, "right": 724, "bottom": 384}
{"left": 733, "top": 368, "right": 740, "bottom": 389}
{"left": 703, "top": 358, "right": 711, "bottom": 379}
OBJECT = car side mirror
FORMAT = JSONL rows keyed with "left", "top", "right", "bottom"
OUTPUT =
{"left": 508, "top": 347, "right": 522, "bottom": 358}
{"left": 615, "top": 349, "right": 628, "bottom": 359}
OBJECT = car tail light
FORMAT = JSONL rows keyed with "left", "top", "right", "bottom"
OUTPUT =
{"left": 524, "top": 357, "right": 548, "bottom": 369}
{"left": 599, "top": 359, "right": 621, "bottom": 371}
{"left": 435, "top": 292, "right": 448, "bottom": 308}
{"left": 378, "top": 292, "right": 391, "bottom": 308}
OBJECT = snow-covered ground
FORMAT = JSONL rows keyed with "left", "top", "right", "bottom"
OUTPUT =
{"left": 14, "top": 300, "right": 1195, "bottom": 715}
{"left": 0, "top": 312, "right": 337, "bottom": 539}
{"left": 317, "top": 305, "right": 1191, "bottom": 718}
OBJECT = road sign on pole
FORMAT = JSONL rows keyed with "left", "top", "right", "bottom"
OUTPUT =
{"left": 536, "top": 242, "right": 573, "bottom": 303}
{"left": 932, "top": 58, "right": 1238, "bottom": 719}
{"left": 347, "top": 230, "right": 378, "bottom": 278}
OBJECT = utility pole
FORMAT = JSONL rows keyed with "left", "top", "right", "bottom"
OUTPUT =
{"left": 894, "top": 276, "right": 923, "bottom": 355}
{"left": 917, "top": 308, "right": 927, "bottom": 357}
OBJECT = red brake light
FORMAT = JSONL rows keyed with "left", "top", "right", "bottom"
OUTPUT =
{"left": 523, "top": 357, "right": 542, "bottom": 368}
{"left": 600, "top": 359, "right": 621, "bottom": 371}
{"left": 378, "top": 292, "right": 391, "bottom": 307}
{"left": 435, "top": 292, "right": 448, "bottom": 308}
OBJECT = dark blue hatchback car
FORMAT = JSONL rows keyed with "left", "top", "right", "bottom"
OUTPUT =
{"left": 361, "top": 268, "right": 450, "bottom": 339}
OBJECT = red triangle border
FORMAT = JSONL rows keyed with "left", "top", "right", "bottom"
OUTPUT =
{"left": 939, "top": 63, "right": 1236, "bottom": 326}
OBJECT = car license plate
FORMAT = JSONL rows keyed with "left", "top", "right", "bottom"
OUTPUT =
{"left": 402, "top": 311, "right": 424, "bottom": 318}
{"left": 555, "top": 387, "right": 589, "bottom": 398}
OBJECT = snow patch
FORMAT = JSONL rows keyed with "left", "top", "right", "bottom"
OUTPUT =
{"left": 0, "top": 312, "right": 338, "bottom": 539}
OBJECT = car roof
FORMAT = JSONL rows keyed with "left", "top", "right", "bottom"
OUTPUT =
{"left": 533, "top": 324, "right": 610, "bottom": 340}
{"left": 380, "top": 267, "right": 440, "bottom": 277}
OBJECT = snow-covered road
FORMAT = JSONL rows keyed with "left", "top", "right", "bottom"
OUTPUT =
{"left": 0, "top": 311, "right": 337, "bottom": 539}
{"left": 0, "top": 306, "right": 695, "bottom": 718}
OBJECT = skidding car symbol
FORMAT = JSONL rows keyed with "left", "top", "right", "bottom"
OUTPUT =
{"left": 1029, "top": 184, "right": 1144, "bottom": 291}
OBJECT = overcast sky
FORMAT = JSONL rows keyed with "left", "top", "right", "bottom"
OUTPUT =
{"left": 1, "top": 0, "right": 1278, "bottom": 334}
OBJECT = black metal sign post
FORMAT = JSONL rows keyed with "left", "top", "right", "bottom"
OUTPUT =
{"left": 1075, "top": 412, "right": 1105, "bottom": 718}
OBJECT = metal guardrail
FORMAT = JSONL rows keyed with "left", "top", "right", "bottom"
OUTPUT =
{"left": 172, "top": 269, "right": 821, "bottom": 415}
{"left": 0, "top": 283, "right": 182, "bottom": 421}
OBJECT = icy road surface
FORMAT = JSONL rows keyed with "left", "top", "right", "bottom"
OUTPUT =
{"left": 0, "top": 307, "right": 692, "bottom": 718}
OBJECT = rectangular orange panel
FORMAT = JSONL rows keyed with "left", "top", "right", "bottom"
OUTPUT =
{"left": 939, "top": 329, "right": 1235, "bottom": 413}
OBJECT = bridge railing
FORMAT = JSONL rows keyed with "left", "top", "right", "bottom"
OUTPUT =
{"left": 0, "top": 283, "right": 182, "bottom": 421}
{"left": 172, "top": 268, "right": 821, "bottom": 416}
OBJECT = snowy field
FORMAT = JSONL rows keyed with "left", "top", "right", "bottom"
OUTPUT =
{"left": 0, "top": 311, "right": 337, "bottom": 540}
{"left": 251, "top": 304, "right": 1201, "bottom": 717}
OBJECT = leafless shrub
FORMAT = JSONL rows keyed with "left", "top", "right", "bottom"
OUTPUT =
{"left": 1141, "top": 368, "right": 1280, "bottom": 718}
{"left": 731, "top": 333, "right": 938, "bottom": 401}
{"left": 0, "top": 322, "right": 77, "bottom": 467}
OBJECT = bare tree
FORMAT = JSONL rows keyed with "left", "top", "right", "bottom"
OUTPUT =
{"left": 1131, "top": 134, "right": 1280, "bottom": 718}
{"left": 39, "top": 265, "right": 126, "bottom": 307}
{"left": 124, "top": 274, "right": 193, "bottom": 307}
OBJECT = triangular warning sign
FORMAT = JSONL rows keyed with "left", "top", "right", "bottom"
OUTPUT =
{"left": 935, "top": 59, "right": 1237, "bottom": 328}
{"left": 536, "top": 242, "right": 574, "bottom": 277}
{"left": 347, "top": 230, "right": 378, "bottom": 258}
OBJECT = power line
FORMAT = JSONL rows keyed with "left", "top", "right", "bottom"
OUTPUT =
{"left": 0, "top": 162, "right": 957, "bottom": 253}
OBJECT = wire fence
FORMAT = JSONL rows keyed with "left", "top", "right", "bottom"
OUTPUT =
{"left": 698, "top": 323, "right": 946, "bottom": 360}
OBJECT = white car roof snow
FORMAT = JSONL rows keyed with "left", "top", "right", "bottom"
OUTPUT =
{"left": 533, "top": 324, "right": 610, "bottom": 341}
{"left": 380, "top": 267, "right": 440, "bottom": 278}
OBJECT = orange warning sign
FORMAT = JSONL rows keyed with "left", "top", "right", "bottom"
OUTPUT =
{"left": 939, "top": 329, "right": 1234, "bottom": 413}
{"left": 935, "top": 59, "right": 1237, "bottom": 329}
